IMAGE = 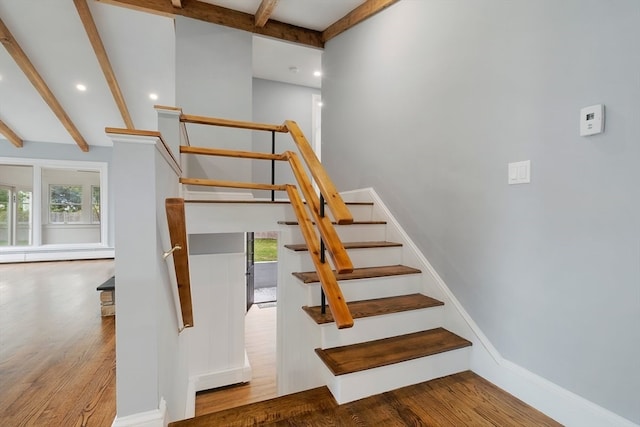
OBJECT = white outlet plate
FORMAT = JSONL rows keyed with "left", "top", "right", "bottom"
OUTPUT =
{"left": 508, "top": 160, "right": 530, "bottom": 185}
{"left": 580, "top": 104, "right": 604, "bottom": 136}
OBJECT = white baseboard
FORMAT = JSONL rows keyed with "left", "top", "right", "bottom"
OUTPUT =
{"left": 0, "top": 248, "right": 114, "bottom": 263}
{"left": 112, "top": 398, "right": 167, "bottom": 427}
{"left": 354, "top": 187, "right": 638, "bottom": 427}
{"left": 183, "top": 352, "right": 252, "bottom": 419}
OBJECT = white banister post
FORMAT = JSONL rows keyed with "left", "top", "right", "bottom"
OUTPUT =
{"left": 107, "top": 129, "right": 186, "bottom": 426}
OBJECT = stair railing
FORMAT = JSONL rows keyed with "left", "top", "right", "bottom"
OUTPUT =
{"left": 177, "top": 113, "right": 354, "bottom": 329}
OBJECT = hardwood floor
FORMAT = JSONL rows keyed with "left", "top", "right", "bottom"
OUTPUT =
{"left": 1, "top": 262, "right": 561, "bottom": 426}
{"left": 175, "top": 371, "right": 562, "bottom": 426}
{"left": 0, "top": 260, "right": 116, "bottom": 427}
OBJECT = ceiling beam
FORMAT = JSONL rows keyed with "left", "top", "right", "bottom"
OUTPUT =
{"left": 0, "top": 119, "right": 23, "bottom": 148}
{"left": 171, "top": 0, "right": 182, "bottom": 7}
{"left": 0, "top": 18, "right": 90, "bottom": 152}
{"left": 323, "top": 0, "right": 401, "bottom": 42}
{"left": 74, "top": 0, "right": 135, "bottom": 130}
{"left": 255, "top": 0, "right": 278, "bottom": 27}
{"left": 98, "top": 0, "right": 323, "bottom": 48}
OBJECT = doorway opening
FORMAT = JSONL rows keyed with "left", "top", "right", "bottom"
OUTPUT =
{"left": 246, "top": 231, "right": 278, "bottom": 310}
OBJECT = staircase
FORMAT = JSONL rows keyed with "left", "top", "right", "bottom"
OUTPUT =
{"left": 278, "top": 198, "right": 472, "bottom": 404}
{"left": 164, "top": 111, "right": 473, "bottom": 418}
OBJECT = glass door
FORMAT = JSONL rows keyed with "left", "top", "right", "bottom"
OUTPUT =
{"left": 0, "top": 186, "right": 32, "bottom": 247}
{"left": 0, "top": 186, "right": 11, "bottom": 246}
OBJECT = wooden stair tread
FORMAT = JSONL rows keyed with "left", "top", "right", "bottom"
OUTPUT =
{"left": 170, "top": 386, "right": 335, "bottom": 427}
{"left": 292, "top": 265, "right": 421, "bottom": 284}
{"left": 303, "top": 293, "right": 443, "bottom": 324}
{"left": 316, "top": 328, "right": 472, "bottom": 376}
{"left": 278, "top": 220, "right": 386, "bottom": 225}
{"left": 285, "top": 240, "right": 401, "bottom": 252}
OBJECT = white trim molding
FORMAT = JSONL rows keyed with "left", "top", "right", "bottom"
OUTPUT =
{"left": 184, "top": 352, "right": 252, "bottom": 419}
{"left": 111, "top": 398, "right": 167, "bottom": 427}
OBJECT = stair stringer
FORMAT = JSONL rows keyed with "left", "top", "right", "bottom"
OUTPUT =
{"left": 339, "top": 188, "right": 638, "bottom": 427}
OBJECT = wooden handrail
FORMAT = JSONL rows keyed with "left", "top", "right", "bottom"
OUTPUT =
{"left": 181, "top": 145, "right": 288, "bottom": 161}
{"left": 284, "top": 120, "right": 353, "bottom": 225}
{"left": 174, "top": 112, "right": 355, "bottom": 328}
{"left": 286, "top": 151, "right": 353, "bottom": 274}
{"left": 179, "top": 177, "right": 288, "bottom": 192}
{"left": 165, "top": 198, "right": 194, "bottom": 328}
{"left": 181, "top": 114, "right": 288, "bottom": 133}
{"left": 286, "top": 185, "right": 353, "bottom": 329}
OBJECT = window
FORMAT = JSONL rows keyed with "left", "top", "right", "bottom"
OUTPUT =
{"left": 49, "top": 185, "right": 83, "bottom": 224}
{"left": 91, "top": 186, "right": 100, "bottom": 224}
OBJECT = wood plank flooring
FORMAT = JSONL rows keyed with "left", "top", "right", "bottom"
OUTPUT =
{"left": 0, "top": 259, "right": 116, "bottom": 427}
{"left": 2, "top": 261, "right": 562, "bottom": 427}
{"left": 174, "top": 371, "right": 562, "bottom": 427}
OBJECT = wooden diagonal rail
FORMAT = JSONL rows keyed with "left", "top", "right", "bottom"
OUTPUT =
{"left": 286, "top": 185, "right": 353, "bottom": 329}
{"left": 286, "top": 151, "right": 352, "bottom": 274}
{"left": 165, "top": 198, "right": 194, "bottom": 328}
{"left": 284, "top": 120, "right": 352, "bottom": 225}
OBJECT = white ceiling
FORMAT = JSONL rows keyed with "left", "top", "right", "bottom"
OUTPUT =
{"left": 0, "top": 0, "right": 363, "bottom": 149}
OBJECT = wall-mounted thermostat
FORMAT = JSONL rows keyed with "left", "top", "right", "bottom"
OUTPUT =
{"left": 580, "top": 104, "right": 604, "bottom": 136}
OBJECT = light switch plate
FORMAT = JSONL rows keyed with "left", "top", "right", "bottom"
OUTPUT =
{"left": 580, "top": 104, "right": 604, "bottom": 136}
{"left": 508, "top": 160, "right": 530, "bottom": 185}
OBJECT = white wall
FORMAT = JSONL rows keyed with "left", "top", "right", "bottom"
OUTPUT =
{"left": 322, "top": 0, "right": 640, "bottom": 424}
{"left": 252, "top": 78, "right": 321, "bottom": 199}
{"left": 175, "top": 17, "right": 253, "bottom": 192}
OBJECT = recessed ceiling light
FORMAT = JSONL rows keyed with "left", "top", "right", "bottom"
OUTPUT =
{"left": 313, "top": 70, "right": 322, "bottom": 77}
{"left": 149, "top": 93, "right": 158, "bottom": 101}
{"left": 317, "top": 102, "right": 324, "bottom": 107}
{"left": 76, "top": 83, "right": 87, "bottom": 92}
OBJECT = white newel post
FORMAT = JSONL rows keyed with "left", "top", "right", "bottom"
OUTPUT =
{"left": 108, "top": 130, "right": 189, "bottom": 426}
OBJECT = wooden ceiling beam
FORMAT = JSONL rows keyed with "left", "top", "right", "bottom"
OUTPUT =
{"left": 171, "top": 0, "right": 182, "bottom": 7}
{"left": 323, "top": 0, "right": 401, "bottom": 42}
{"left": 255, "top": 0, "right": 279, "bottom": 27}
{"left": 0, "top": 119, "right": 23, "bottom": 148}
{"left": 74, "top": 0, "right": 135, "bottom": 130}
{"left": 0, "top": 17, "right": 90, "bottom": 152}
{"left": 98, "top": 0, "right": 323, "bottom": 48}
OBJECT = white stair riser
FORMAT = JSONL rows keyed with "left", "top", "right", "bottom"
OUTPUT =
{"left": 322, "top": 347, "right": 471, "bottom": 404}
{"left": 319, "top": 306, "right": 444, "bottom": 349}
{"left": 289, "top": 246, "right": 404, "bottom": 271}
{"left": 286, "top": 224, "right": 387, "bottom": 244}
{"left": 304, "top": 274, "right": 422, "bottom": 305}
{"left": 283, "top": 204, "right": 374, "bottom": 222}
